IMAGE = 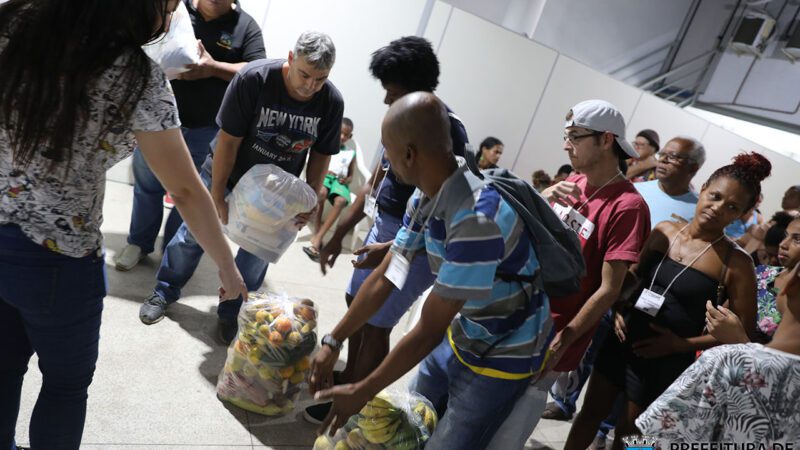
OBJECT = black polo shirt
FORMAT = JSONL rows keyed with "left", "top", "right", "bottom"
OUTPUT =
{"left": 170, "top": 0, "right": 266, "bottom": 128}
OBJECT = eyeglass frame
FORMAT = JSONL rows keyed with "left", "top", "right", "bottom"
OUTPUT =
{"left": 562, "top": 130, "right": 605, "bottom": 147}
{"left": 655, "top": 151, "right": 694, "bottom": 165}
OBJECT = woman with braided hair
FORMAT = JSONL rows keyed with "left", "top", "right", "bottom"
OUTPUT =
{"left": 565, "top": 153, "right": 770, "bottom": 450}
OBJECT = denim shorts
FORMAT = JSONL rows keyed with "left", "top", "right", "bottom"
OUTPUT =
{"left": 346, "top": 211, "right": 436, "bottom": 328}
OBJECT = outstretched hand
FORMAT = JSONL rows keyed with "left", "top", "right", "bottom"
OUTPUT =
{"left": 315, "top": 383, "right": 371, "bottom": 436}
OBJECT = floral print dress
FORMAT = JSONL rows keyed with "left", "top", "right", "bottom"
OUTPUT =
{"left": 636, "top": 343, "right": 800, "bottom": 443}
{"left": 754, "top": 265, "right": 782, "bottom": 342}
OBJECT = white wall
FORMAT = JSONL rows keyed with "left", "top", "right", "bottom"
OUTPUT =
{"left": 431, "top": 8, "right": 557, "bottom": 165}
{"left": 119, "top": 0, "right": 800, "bottom": 218}
{"left": 513, "top": 55, "right": 643, "bottom": 180}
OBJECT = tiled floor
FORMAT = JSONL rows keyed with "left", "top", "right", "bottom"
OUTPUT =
{"left": 13, "top": 179, "right": 574, "bottom": 449}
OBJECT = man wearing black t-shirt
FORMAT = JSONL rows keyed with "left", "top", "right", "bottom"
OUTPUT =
{"left": 140, "top": 32, "right": 344, "bottom": 343}
{"left": 116, "top": 0, "right": 265, "bottom": 271}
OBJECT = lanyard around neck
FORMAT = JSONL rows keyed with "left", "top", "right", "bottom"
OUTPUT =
{"left": 576, "top": 172, "right": 623, "bottom": 211}
{"left": 398, "top": 186, "right": 446, "bottom": 255}
{"left": 648, "top": 224, "right": 726, "bottom": 298}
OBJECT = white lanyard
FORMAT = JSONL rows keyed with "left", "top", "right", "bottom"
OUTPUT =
{"left": 398, "top": 189, "right": 444, "bottom": 255}
{"left": 385, "top": 188, "right": 444, "bottom": 290}
{"left": 369, "top": 155, "right": 389, "bottom": 197}
{"left": 649, "top": 224, "right": 726, "bottom": 297}
{"left": 575, "top": 172, "right": 623, "bottom": 211}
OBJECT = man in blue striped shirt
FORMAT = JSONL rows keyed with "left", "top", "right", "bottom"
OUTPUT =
{"left": 311, "top": 92, "right": 553, "bottom": 449}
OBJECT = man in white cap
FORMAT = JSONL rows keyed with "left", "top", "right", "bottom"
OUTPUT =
{"left": 487, "top": 100, "right": 651, "bottom": 449}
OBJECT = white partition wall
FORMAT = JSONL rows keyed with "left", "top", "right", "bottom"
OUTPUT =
{"left": 626, "top": 93, "right": 710, "bottom": 145}
{"left": 698, "top": 125, "right": 796, "bottom": 216}
{"left": 114, "top": 0, "right": 800, "bottom": 216}
{"left": 432, "top": 8, "right": 558, "bottom": 165}
{"left": 512, "top": 55, "right": 643, "bottom": 180}
{"left": 259, "top": 0, "right": 429, "bottom": 166}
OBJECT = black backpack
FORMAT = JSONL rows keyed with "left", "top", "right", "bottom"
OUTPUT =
{"left": 462, "top": 145, "right": 584, "bottom": 298}
{"left": 485, "top": 167, "right": 585, "bottom": 297}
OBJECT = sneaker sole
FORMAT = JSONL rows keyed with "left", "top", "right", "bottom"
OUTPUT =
{"left": 115, "top": 262, "right": 137, "bottom": 272}
{"left": 140, "top": 314, "right": 165, "bottom": 325}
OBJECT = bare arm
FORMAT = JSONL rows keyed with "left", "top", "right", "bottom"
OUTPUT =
{"left": 134, "top": 128, "right": 247, "bottom": 300}
{"left": 318, "top": 291, "right": 464, "bottom": 432}
{"left": 309, "top": 250, "right": 395, "bottom": 392}
{"left": 305, "top": 151, "right": 331, "bottom": 194}
{"left": 625, "top": 157, "right": 656, "bottom": 179}
{"left": 564, "top": 260, "right": 630, "bottom": 343}
{"left": 210, "top": 130, "right": 243, "bottom": 225}
{"left": 178, "top": 41, "right": 247, "bottom": 82}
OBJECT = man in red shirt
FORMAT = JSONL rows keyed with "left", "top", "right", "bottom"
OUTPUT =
{"left": 488, "top": 100, "right": 650, "bottom": 449}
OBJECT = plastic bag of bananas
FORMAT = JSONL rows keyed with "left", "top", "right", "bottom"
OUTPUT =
{"left": 313, "top": 389, "right": 438, "bottom": 450}
{"left": 216, "top": 291, "right": 318, "bottom": 416}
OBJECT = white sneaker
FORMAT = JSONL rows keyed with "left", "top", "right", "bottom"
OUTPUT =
{"left": 115, "top": 244, "right": 145, "bottom": 271}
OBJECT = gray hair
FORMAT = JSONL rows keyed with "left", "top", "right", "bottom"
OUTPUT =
{"left": 672, "top": 135, "right": 706, "bottom": 168}
{"left": 294, "top": 31, "right": 336, "bottom": 71}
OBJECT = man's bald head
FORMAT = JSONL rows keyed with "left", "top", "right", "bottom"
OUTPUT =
{"left": 380, "top": 92, "right": 455, "bottom": 188}
{"left": 382, "top": 92, "right": 452, "bottom": 159}
{"left": 784, "top": 185, "right": 800, "bottom": 211}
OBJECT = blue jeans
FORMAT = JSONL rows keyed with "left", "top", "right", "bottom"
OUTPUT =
{"left": 128, "top": 126, "right": 218, "bottom": 254}
{"left": 550, "top": 310, "right": 619, "bottom": 438}
{"left": 410, "top": 338, "right": 530, "bottom": 450}
{"left": 153, "top": 156, "right": 268, "bottom": 321}
{"left": 0, "top": 224, "right": 106, "bottom": 450}
{"left": 347, "top": 211, "right": 436, "bottom": 328}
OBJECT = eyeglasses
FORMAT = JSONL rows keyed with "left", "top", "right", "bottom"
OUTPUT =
{"left": 563, "top": 131, "right": 604, "bottom": 147}
{"left": 655, "top": 152, "right": 692, "bottom": 165}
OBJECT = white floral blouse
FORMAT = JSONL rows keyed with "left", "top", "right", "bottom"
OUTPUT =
{"left": 636, "top": 343, "right": 800, "bottom": 444}
{"left": 0, "top": 48, "right": 180, "bottom": 257}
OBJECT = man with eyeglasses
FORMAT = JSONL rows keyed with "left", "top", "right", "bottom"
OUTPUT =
{"left": 488, "top": 100, "right": 650, "bottom": 449}
{"left": 634, "top": 136, "right": 705, "bottom": 227}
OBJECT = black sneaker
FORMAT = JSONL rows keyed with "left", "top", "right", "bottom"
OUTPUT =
{"left": 303, "top": 402, "right": 332, "bottom": 424}
{"left": 216, "top": 318, "right": 238, "bottom": 346}
{"left": 139, "top": 293, "right": 168, "bottom": 325}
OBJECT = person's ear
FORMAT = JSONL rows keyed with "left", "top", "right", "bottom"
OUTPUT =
{"left": 287, "top": 51, "right": 294, "bottom": 65}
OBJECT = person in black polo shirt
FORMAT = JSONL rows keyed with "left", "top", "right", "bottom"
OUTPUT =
{"left": 115, "top": 0, "right": 265, "bottom": 271}
{"left": 140, "top": 31, "right": 344, "bottom": 345}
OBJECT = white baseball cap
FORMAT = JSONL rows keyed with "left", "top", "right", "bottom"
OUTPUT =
{"left": 564, "top": 100, "right": 638, "bottom": 159}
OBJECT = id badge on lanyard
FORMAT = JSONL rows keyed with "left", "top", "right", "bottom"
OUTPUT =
{"left": 634, "top": 288, "right": 666, "bottom": 317}
{"left": 552, "top": 203, "right": 595, "bottom": 240}
{"left": 385, "top": 253, "right": 411, "bottom": 289}
{"left": 363, "top": 195, "right": 377, "bottom": 218}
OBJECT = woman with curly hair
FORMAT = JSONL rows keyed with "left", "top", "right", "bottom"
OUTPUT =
{"left": 565, "top": 153, "right": 770, "bottom": 450}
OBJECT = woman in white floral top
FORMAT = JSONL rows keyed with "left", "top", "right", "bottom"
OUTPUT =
{"left": 0, "top": 1, "right": 247, "bottom": 449}
{"left": 637, "top": 224, "right": 800, "bottom": 444}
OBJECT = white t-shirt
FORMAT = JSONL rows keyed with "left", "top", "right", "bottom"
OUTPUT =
{"left": 636, "top": 343, "right": 800, "bottom": 444}
{"left": 0, "top": 48, "right": 180, "bottom": 257}
{"left": 327, "top": 148, "right": 355, "bottom": 178}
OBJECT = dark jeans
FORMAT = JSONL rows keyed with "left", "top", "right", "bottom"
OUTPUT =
{"left": 128, "top": 126, "right": 217, "bottom": 254}
{"left": 154, "top": 156, "right": 268, "bottom": 321}
{"left": 0, "top": 224, "right": 106, "bottom": 450}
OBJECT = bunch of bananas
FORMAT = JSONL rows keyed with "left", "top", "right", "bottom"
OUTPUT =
{"left": 313, "top": 391, "right": 438, "bottom": 450}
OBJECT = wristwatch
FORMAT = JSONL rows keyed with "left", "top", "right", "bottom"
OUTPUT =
{"left": 321, "top": 334, "right": 343, "bottom": 352}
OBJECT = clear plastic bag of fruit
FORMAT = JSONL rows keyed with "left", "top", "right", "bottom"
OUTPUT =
{"left": 216, "top": 292, "right": 318, "bottom": 417}
{"left": 313, "top": 389, "right": 438, "bottom": 450}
